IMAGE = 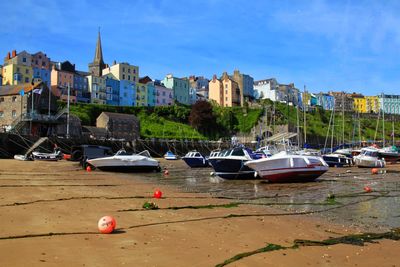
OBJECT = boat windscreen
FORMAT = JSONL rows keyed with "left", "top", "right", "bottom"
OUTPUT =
{"left": 138, "top": 150, "right": 151, "bottom": 158}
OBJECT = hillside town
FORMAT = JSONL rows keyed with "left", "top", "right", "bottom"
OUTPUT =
{"left": 0, "top": 31, "right": 399, "bottom": 130}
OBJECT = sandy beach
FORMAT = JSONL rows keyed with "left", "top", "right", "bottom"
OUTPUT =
{"left": 0, "top": 159, "right": 399, "bottom": 267}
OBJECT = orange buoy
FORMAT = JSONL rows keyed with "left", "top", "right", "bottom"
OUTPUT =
{"left": 86, "top": 166, "right": 92, "bottom": 172}
{"left": 364, "top": 186, "right": 372, "bottom": 193}
{"left": 153, "top": 189, "right": 163, "bottom": 199}
{"left": 371, "top": 168, "right": 379, "bottom": 175}
{"left": 98, "top": 216, "right": 116, "bottom": 234}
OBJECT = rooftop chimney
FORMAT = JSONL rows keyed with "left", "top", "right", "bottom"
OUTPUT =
{"left": 12, "top": 50, "right": 17, "bottom": 58}
{"left": 7, "top": 52, "right": 10, "bottom": 59}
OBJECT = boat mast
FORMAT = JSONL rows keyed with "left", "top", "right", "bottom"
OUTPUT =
{"left": 331, "top": 100, "right": 335, "bottom": 152}
{"left": 296, "top": 100, "right": 300, "bottom": 147}
{"left": 392, "top": 116, "right": 395, "bottom": 146}
{"left": 303, "top": 85, "right": 307, "bottom": 146}
{"left": 382, "top": 93, "right": 385, "bottom": 147}
{"left": 66, "top": 83, "right": 70, "bottom": 138}
{"left": 342, "top": 93, "right": 345, "bottom": 146}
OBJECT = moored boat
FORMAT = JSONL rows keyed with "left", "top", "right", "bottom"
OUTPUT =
{"left": 32, "top": 149, "right": 63, "bottom": 161}
{"left": 182, "top": 151, "right": 209, "bottom": 168}
{"left": 353, "top": 147, "right": 385, "bottom": 168}
{"left": 322, "top": 153, "right": 352, "bottom": 167}
{"left": 245, "top": 151, "right": 329, "bottom": 183}
{"left": 378, "top": 146, "right": 400, "bottom": 163}
{"left": 87, "top": 149, "right": 161, "bottom": 172}
{"left": 164, "top": 151, "right": 178, "bottom": 160}
{"left": 208, "top": 146, "right": 263, "bottom": 179}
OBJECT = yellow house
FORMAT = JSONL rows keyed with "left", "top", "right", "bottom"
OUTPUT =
{"left": 136, "top": 82, "right": 147, "bottom": 106}
{"left": 2, "top": 64, "right": 33, "bottom": 85}
{"left": 365, "top": 96, "right": 380, "bottom": 113}
{"left": 102, "top": 62, "right": 139, "bottom": 83}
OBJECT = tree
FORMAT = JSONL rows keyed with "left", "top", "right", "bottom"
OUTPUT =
{"left": 189, "top": 100, "right": 217, "bottom": 135}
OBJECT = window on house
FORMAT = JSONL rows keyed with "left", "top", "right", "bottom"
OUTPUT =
{"left": 128, "top": 75, "right": 130, "bottom": 80}
{"left": 12, "top": 110, "right": 17, "bottom": 118}
{"left": 0, "top": 97, "right": 4, "bottom": 102}
{"left": 23, "top": 58, "right": 26, "bottom": 63}
{"left": 25, "top": 77, "right": 29, "bottom": 83}
{"left": 122, "top": 74, "right": 125, "bottom": 80}
{"left": 12, "top": 96, "right": 17, "bottom": 102}
{"left": 128, "top": 69, "right": 130, "bottom": 73}
{"left": 35, "top": 60, "right": 38, "bottom": 65}
{"left": 133, "top": 76, "right": 136, "bottom": 81}
{"left": 122, "top": 67, "right": 125, "bottom": 72}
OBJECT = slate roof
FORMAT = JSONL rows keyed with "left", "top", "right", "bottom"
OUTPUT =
{"left": 0, "top": 82, "right": 43, "bottom": 96}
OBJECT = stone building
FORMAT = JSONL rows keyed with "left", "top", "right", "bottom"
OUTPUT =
{"left": 0, "top": 82, "right": 59, "bottom": 135}
{"left": 329, "top": 91, "right": 354, "bottom": 112}
{"left": 230, "top": 70, "right": 254, "bottom": 105}
{"left": 96, "top": 112, "right": 140, "bottom": 141}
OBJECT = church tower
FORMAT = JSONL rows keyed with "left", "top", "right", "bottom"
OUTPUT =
{"left": 88, "top": 30, "right": 106, "bottom": 76}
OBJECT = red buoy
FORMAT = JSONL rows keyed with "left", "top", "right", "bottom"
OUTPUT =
{"left": 98, "top": 216, "right": 116, "bottom": 234}
{"left": 364, "top": 186, "right": 372, "bottom": 193}
{"left": 153, "top": 189, "right": 163, "bottom": 199}
{"left": 86, "top": 166, "right": 92, "bottom": 172}
{"left": 371, "top": 168, "right": 378, "bottom": 175}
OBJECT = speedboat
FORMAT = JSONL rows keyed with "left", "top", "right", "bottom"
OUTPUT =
{"left": 87, "top": 150, "right": 161, "bottom": 172}
{"left": 245, "top": 151, "right": 329, "bottom": 183}
{"left": 164, "top": 151, "right": 178, "bottom": 160}
{"left": 208, "top": 146, "right": 263, "bottom": 179}
{"left": 182, "top": 151, "right": 209, "bottom": 168}
{"left": 378, "top": 146, "right": 400, "bottom": 163}
{"left": 353, "top": 147, "right": 385, "bottom": 168}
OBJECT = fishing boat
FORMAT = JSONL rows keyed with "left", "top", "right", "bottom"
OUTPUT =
{"left": 245, "top": 151, "right": 329, "bottom": 183}
{"left": 182, "top": 151, "right": 209, "bottom": 168}
{"left": 164, "top": 151, "right": 178, "bottom": 160}
{"left": 208, "top": 146, "right": 263, "bottom": 179}
{"left": 353, "top": 147, "right": 385, "bottom": 168}
{"left": 86, "top": 149, "right": 161, "bottom": 172}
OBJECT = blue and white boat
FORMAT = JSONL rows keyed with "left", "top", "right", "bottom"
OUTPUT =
{"left": 182, "top": 151, "right": 209, "bottom": 168}
{"left": 164, "top": 150, "right": 178, "bottom": 160}
{"left": 208, "top": 146, "right": 264, "bottom": 179}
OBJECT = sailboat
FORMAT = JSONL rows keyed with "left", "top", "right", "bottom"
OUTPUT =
{"left": 322, "top": 96, "right": 352, "bottom": 167}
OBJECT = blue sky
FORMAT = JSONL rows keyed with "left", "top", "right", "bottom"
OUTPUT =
{"left": 1, "top": 0, "right": 400, "bottom": 95}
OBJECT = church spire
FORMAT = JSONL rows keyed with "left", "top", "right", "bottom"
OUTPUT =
{"left": 94, "top": 29, "right": 104, "bottom": 65}
{"left": 88, "top": 28, "right": 106, "bottom": 76}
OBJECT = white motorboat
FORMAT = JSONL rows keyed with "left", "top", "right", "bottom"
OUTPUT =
{"left": 87, "top": 150, "right": 161, "bottom": 172}
{"left": 164, "top": 151, "right": 178, "bottom": 160}
{"left": 322, "top": 153, "right": 352, "bottom": 167}
{"left": 245, "top": 151, "right": 329, "bottom": 183}
{"left": 32, "top": 149, "right": 63, "bottom": 161}
{"left": 353, "top": 147, "right": 385, "bottom": 168}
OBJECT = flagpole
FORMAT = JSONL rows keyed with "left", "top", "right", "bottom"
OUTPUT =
{"left": 66, "top": 83, "right": 70, "bottom": 138}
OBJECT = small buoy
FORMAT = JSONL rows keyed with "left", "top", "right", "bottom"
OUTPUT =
{"left": 86, "top": 166, "right": 92, "bottom": 172}
{"left": 364, "top": 186, "right": 372, "bottom": 193}
{"left": 164, "top": 169, "right": 169, "bottom": 175}
{"left": 98, "top": 216, "right": 116, "bottom": 234}
{"left": 371, "top": 168, "right": 378, "bottom": 175}
{"left": 153, "top": 189, "right": 163, "bottom": 199}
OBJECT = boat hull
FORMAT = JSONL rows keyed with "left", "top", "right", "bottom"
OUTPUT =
{"left": 256, "top": 168, "right": 327, "bottom": 183}
{"left": 182, "top": 157, "right": 209, "bottom": 168}
{"left": 209, "top": 158, "right": 255, "bottom": 179}
{"left": 322, "top": 155, "right": 352, "bottom": 167}
{"left": 88, "top": 155, "right": 160, "bottom": 173}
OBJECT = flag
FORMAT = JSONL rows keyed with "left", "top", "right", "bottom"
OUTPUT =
{"left": 19, "top": 90, "right": 24, "bottom": 96}
{"left": 33, "top": 88, "right": 42, "bottom": 94}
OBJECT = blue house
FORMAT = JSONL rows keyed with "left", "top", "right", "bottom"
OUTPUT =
{"left": 316, "top": 93, "right": 334, "bottom": 110}
{"left": 105, "top": 76, "right": 120, "bottom": 106}
{"left": 119, "top": 80, "right": 136, "bottom": 106}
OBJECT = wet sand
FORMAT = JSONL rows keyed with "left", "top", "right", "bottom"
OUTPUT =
{"left": 0, "top": 159, "right": 399, "bottom": 267}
